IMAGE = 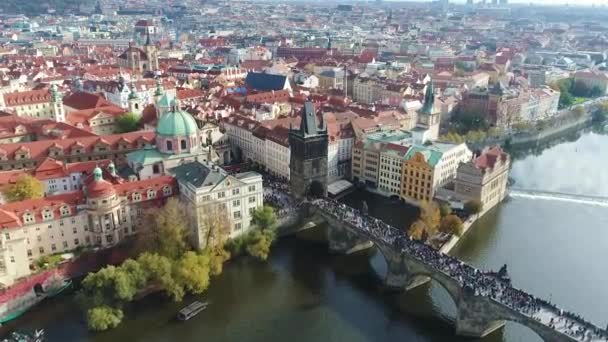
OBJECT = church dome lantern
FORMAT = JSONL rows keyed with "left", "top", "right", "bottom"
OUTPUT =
{"left": 88, "top": 166, "right": 116, "bottom": 199}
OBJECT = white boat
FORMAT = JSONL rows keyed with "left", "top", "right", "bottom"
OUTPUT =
{"left": 177, "top": 301, "right": 208, "bottom": 321}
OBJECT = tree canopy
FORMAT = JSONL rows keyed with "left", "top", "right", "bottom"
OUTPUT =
{"left": 87, "top": 306, "right": 124, "bottom": 332}
{"left": 439, "top": 215, "right": 464, "bottom": 236}
{"left": 3, "top": 175, "right": 44, "bottom": 202}
{"left": 116, "top": 112, "right": 142, "bottom": 133}
{"left": 135, "top": 198, "right": 189, "bottom": 259}
{"left": 464, "top": 200, "right": 483, "bottom": 216}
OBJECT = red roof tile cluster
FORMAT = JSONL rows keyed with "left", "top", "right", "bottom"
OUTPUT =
{"left": 3, "top": 89, "right": 51, "bottom": 106}
{"left": 0, "top": 192, "right": 86, "bottom": 229}
{"left": 474, "top": 146, "right": 509, "bottom": 170}
{"left": 0, "top": 115, "right": 98, "bottom": 140}
{"left": 62, "top": 91, "right": 115, "bottom": 110}
{"left": 245, "top": 89, "right": 290, "bottom": 104}
{"left": 0, "top": 175, "right": 177, "bottom": 230}
{"left": 0, "top": 131, "right": 155, "bottom": 162}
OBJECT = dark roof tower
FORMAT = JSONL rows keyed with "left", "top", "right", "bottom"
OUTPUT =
{"left": 289, "top": 102, "right": 328, "bottom": 199}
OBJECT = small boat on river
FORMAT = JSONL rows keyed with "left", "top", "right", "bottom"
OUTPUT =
{"left": 177, "top": 301, "right": 208, "bottom": 321}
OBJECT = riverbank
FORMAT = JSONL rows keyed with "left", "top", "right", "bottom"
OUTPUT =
{"left": 439, "top": 205, "right": 493, "bottom": 254}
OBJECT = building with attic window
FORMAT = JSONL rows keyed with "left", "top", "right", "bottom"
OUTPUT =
{"left": 1, "top": 85, "right": 65, "bottom": 122}
{"left": 168, "top": 161, "right": 263, "bottom": 249}
{"left": 0, "top": 167, "right": 176, "bottom": 286}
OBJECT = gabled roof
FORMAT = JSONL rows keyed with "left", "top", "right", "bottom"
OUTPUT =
{"left": 3, "top": 89, "right": 51, "bottom": 107}
{"left": 62, "top": 91, "right": 115, "bottom": 110}
{"left": 245, "top": 72, "right": 289, "bottom": 91}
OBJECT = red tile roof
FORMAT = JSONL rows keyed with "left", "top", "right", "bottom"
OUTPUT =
{"left": 0, "top": 192, "right": 86, "bottom": 229}
{"left": 62, "top": 91, "right": 115, "bottom": 110}
{"left": 3, "top": 89, "right": 51, "bottom": 106}
{"left": 0, "top": 131, "right": 155, "bottom": 162}
{"left": 474, "top": 145, "right": 508, "bottom": 170}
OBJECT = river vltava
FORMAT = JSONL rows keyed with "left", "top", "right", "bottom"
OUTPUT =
{"left": 2, "top": 129, "right": 607, "bottom": 342}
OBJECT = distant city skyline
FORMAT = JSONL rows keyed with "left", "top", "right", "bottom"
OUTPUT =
{"left": 392, "top": 0, "right": 607, "bottom": 5}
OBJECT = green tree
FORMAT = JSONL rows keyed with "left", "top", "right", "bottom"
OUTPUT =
{"left": 136, "top": 198, "right": 189, "bottom": 259}
{"left": 245, "top": 230, "right": 274, "bottom": 261}
{"left": 116, "top": 112, "right": 141, "bottom": 133}
{"left": 439, "top": 203, "right": 452, "bottom": 217}
{"left": 174, "top": 251, "right": 211, "bottom": 294}
{"left": 464, "top": 200, "right": 483, "bottom": 216}
{"left": 251, "top": 205, "right": 278, "bottom": 232}
{"left": 87, "top": 306, "right": 124, "bottom": 331}
{"left": 3, "top": 175, "right": 43, "bottom": 202}
{"left": 439, "top": 215, "right": 464, "bottom": 236}
{"left": 137, "top": 252, "right": 183, "bottom": 301}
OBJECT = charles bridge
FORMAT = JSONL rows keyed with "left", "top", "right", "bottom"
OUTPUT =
{"left": 276, "top": 195, "right": 608, "bottom": 342}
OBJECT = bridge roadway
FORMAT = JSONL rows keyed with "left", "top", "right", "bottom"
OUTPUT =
{"left": 298, "top": 198, "right": 608, "bottom": 342}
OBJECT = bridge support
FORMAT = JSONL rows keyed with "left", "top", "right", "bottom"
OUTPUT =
{"left": 455, "top": 293, "right": 505, "bottom": 338}
{"left": 327, "top": 224, "right": 373, "bottom": 254}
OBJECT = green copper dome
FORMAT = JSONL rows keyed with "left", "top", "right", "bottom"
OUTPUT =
{"left": 156, "top": 108, "right": 198, "bottom": 137}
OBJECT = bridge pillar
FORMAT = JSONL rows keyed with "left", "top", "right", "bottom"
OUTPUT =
{"left": 455, "top": 293, "right": 505, "bottom": 338}
{"left": 327, "top": 224, "right": 373, "bottom": 255}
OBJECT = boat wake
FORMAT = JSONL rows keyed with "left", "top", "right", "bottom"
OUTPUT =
{"left": 509, "top": 189, "right": 608, "bottom": 207}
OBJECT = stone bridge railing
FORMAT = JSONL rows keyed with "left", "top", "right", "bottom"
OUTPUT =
{"left": 299, "top": 200, "right": 608, "bottom": 342}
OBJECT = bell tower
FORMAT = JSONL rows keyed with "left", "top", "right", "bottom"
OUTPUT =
{"left": 289, "top": 102, "right": 329, "bottom": 199}
{"left": 417, "top": 80, "right": 441, "bottom": 141}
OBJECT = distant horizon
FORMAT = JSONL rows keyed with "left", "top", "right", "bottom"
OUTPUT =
{"left": 380, "top": 0, "right": 608, "bottom": 5}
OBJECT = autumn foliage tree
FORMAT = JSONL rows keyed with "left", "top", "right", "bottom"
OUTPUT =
{"left": 135, "top": 198, "right": 189, "bottom": 259}
{"left": 407, "top": 201, "right": 441, "bottom": 241}
{"left": 3, "top": 175, "right": 43, "bottom": 202}
{"left": 439, "top": 215, "right": 464, "bottom": 236}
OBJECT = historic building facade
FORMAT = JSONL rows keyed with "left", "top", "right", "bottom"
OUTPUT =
{"left": 454, "top": 146, "right": 510, "bottom": 211}
{"left": 0, "top": 167, "right": 176, "bottom": 286}
{"left": 289, "top": 102, "right": 329, "bottom": 199}
{"left": 169, "top": 161, "right": 263, "bottom": 249}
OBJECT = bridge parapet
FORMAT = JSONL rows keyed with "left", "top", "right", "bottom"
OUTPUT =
{"left": 301, "top": 199, "right": 607, "bottom": 342}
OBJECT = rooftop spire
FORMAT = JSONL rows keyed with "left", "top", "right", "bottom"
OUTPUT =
{"left": 419, "top": 80, "right": 435, "bottom": 115}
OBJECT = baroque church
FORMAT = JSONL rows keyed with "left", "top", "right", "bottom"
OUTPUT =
{"left": 126, "top": 80, "right": 230, "bottom": 180}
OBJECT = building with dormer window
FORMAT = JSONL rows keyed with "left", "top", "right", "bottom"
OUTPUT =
{"left": 0, "top": 170, "right": 176, "bottom": 286}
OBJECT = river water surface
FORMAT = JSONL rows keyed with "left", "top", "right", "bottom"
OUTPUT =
{"left": 2, "top": 130, "right": 607, "bottom": 342}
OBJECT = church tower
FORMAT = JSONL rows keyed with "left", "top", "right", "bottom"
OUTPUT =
{"left": 128, "top": 84, "right": 142, "bottom": 115}
{"left": 417, "top": 80, "right": 441, "bottom": 141}
{"left": 144, "top": 31, "right": 159, "bottom": 72}
{"left": 50, "top": 84, "right": 65, "bottom": 122}
{"left": 289, "top": 102, "right": 329, "bottom": 199}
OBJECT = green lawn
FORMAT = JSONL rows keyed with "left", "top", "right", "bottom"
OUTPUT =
{"left": 572, "top": 97, "right": 588, "bottom": 105}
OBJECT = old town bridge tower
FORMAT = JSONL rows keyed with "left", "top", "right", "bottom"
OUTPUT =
{"left": 289, "top": 102, "right": 328, "bottom": 199}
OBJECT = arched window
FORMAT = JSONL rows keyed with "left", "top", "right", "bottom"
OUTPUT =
{"left": 166, "top": 140, "right": 173, "bottom": 151}
{"left": 181, "top": 140, "right": 187, "bottom": 150}
{"left": 134, "top": 103, "right": 139, "bottom": 110}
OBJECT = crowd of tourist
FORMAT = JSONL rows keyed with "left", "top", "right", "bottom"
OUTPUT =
{"left": 250, "top": 171, "right": 607, "bottom": 341}
{"left": 312, "top": 198, "right": 608, "bottom": 342}
{"left": 262, "top": 174, "right": 300, "bottom": 219}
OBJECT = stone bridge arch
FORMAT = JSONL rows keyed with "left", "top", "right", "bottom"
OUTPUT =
{"left": 456, "top": 291, "right": 577, "bottom": 342}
